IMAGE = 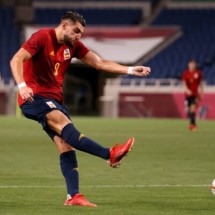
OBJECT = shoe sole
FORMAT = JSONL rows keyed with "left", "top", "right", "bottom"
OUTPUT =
{"left": 110, "top": 138, "right": 135, "bottom": 168}
{"left": 64, "top": 203, "right": 97, "bottom": 207}
{"left": 64, "top": 202, "right": 97, "bottom": 207}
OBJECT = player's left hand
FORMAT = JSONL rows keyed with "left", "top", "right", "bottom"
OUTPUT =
{"left": 132, "top": 66, "right": 151, "bottom": 76}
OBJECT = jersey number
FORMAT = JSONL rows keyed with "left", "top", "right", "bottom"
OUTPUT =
{"left": 54, "top": 63, "right": 60, "bottom": 76}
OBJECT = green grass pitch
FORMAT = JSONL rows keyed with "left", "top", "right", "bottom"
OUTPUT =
{"left": 0, "top": 116, "right": 215, "bottom": 215}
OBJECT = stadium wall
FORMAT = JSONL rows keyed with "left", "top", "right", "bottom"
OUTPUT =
{"left": 0, "top": 81, "right": 16, "bottom": 115}
{"left": 118, "top": 92, "right": 214, "bottom": 119}
{"left": 100, "top": 78, "right": 215, "bottom": 119}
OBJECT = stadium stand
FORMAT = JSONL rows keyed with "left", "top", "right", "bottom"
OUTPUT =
{"left": 146, "top": 8, "right": 215, "bottom": 84}
{"left": 0, "top": 7, "right": 20, "bottom": 84}
{"left": 35, "top": 8, "right": 143, "bottom": 26}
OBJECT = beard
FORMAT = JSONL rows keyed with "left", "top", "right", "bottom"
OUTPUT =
{"left": 63, "top": 35, "right": 74, "bottom": 47}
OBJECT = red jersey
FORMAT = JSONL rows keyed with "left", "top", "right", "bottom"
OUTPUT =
{"left": 18, "top": 28, "right": 89, "bottom": 106}
{"left": 182, "top": 69, "right": 203, "bottom": 97}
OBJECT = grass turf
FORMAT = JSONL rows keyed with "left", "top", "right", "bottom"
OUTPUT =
{"left": 0, "top": 116, "right": 215, "bottom": 215}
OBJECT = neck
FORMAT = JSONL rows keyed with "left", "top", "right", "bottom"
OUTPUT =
{"left": 55, "top": 27, "right": 64, "bottom": 44}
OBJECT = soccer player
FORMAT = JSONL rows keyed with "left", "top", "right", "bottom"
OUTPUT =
{"left": 10, "top": 11, "right": 151, "bottom": 207}
{"left": 182, "top": 59, "right": 203, "bottom": 131}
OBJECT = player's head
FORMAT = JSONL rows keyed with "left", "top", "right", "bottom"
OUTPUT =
{"left": 61, "top": 11, "right": 86, "bottom": 27}
{"left": 60, "top": 11, "right": 86, "bottom": 47}
{"left": 188, "top": 59, "right": 197, "bottom": 71}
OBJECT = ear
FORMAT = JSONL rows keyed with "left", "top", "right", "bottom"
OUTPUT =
{"left": 62, "top": 21, "right": 68, "bottom": 30}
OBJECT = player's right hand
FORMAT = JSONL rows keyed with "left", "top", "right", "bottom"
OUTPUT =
{"left": 19, "top": 86, "right": 34, "bottom": 102}
{"left": 132, "top": 66, "right": 151, "bottom": 76}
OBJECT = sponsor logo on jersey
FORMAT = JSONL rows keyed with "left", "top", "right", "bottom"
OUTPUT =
{"left": 46, "top": 101, "right": 56, "bottom": 108}
{"left": 49, "top": 51, "right": 55, "bottom": 56}
{"left": 64, "top": 48, "right": 71, "bottom": 60}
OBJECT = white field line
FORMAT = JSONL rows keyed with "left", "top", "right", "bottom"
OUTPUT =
{"left": 0, "top": 184, "right": 210, "bottom": 189}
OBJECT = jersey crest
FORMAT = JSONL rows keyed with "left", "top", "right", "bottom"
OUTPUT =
{"left": 64, "top": 48, "right": 71, "bottom": 60}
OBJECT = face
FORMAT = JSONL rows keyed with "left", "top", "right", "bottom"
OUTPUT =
{"left": 188, "top": 61, "right": 197, "bottom": 72}
{"left": 62, "top": 21, "right": 84, "bottom": 47}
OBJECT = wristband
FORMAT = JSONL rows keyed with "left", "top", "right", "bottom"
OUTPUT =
{"left": 127, "top": 67, "right": 134, "bottom": 75}
{"left": 17, "top": 82, "right": 27, "bottom": 89}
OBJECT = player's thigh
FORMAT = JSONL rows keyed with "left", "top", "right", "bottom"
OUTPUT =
{"left": 46, "top": 110, "right": 71, "bottom": 135}
{"left": 53, "top": 135, "right": 75, "bottom": 153}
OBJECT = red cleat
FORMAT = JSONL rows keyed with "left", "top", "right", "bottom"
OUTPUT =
{"left": 64, "top": 194, "right": 97, "bottom": 207}
{"left": 189, "top": 124, "right": 197, "bottom": 131}
{"left": 109, "top": 137, "right": 135, "bottom": 168}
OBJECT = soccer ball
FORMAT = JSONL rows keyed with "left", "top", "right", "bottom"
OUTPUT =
{"left": 211, "top": 179, "right": 215, "bottom": 195}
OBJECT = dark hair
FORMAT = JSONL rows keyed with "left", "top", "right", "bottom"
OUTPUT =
{"left": 61, "top": 11, "right": 86, "bottom": 26}
{"left": 188, "top": 58, "right": 196, "bottom": 64}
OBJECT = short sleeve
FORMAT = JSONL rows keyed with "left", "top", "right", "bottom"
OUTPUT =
{"left": 22, "top": 30, "right": 47, "bottom": 56}
{"left": 73, "top": 40, "right": 89, "bottom": 59}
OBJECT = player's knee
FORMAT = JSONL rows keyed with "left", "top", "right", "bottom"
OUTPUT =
{"left": 61, "top": 123, "right": 81, "bottom": 143}
{"left": 46, "top": 110, "right": 71, "bottom": 134}
{"left": 190, "top": 105, "right": 196, "bottom": 112}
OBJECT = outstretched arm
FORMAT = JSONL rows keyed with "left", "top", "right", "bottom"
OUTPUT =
{"left": 10, "top": 48, "right": 34, "bottom": 102}
{"left": 81, "top": 51, "right": 151, "bottom": 76}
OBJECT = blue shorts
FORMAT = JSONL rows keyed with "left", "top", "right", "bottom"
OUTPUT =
{"left": 20, "top": 95, "right": 71, "bottom": 140}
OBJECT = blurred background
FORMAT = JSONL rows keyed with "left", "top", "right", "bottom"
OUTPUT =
{"left": 0, "top": 0, "right": 215, "bottom": 118}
